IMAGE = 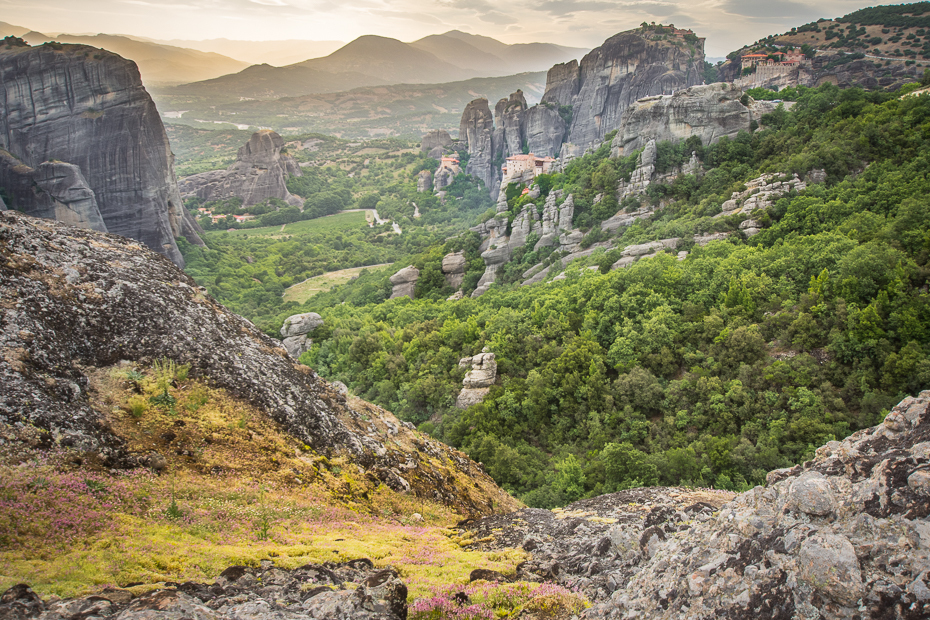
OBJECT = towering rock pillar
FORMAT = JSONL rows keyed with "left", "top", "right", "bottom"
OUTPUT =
{"left": 0, "top": 44, "right": 203, "bottom": 267}
{"left": 459, "top": 98, "right": 498, "bottom": 195}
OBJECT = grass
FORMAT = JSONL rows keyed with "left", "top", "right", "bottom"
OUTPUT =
{"left": 0, "top": 361, "right": 529, "bottom": 605}
{"left": 222, "top": 211, "right": 368, "bottom": 238}
{"left": 283, "top": 263, "right": 393, "bottom": 304}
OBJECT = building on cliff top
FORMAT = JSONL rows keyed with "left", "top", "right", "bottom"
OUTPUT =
{"left": 440, "top": 155, "right": 460, "bottom": 170}
{"left": 502, "top": 153, "right": 556, "bottom": 180}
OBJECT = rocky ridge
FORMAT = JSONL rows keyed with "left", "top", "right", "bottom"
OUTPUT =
{"left": 0, "top": 560, "right": 408, "bottom": 620}
{"left": 0, "top": 212, "right": 517, "bottom": 515}
{"left": 0, "top": 44, "right": 202, "bottom": 267}
{"left": 179, "top": 130, "right": 304, "bottom": 208}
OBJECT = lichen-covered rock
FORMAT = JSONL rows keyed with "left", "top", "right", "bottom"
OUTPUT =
{"left": 0, "top": 560, "right": 409, "bottom": 620}
{"left": 0, "top": 44, "right": 202, "bottom": 267}
{"left": 389, "top": 265, "right": 419, "bottom": 299}
{"left": 583, "top": 391, "right": 930, "bottom": 619}
{"left": 179, "top": 130, "right": 303, "bottom": 208}
{"left": 0, "top": 212, "right": 517, "bottom": 516}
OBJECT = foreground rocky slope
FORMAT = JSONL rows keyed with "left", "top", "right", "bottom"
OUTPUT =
{"left": 0, "top": 211, "right": 516, "bottom": 516}
{"left": 457, "top": 392, "right": 930, "bottom": 619}
{"left": 0, "top": 43, "right": 202, "bottom": 267}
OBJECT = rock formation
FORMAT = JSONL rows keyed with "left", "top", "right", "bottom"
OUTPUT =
{"left": 179, "top": 130, "right": 303, "bottom": 208}
{"left": 524, "top": 105, "right": 567, "bottom": 159}
{"left": 389, "top": 265, "right": 419, "bottom": 299}
{"left": 535, "top": 191, "right": 576, "bottom": 251}
{"left": 610, "top": 83, "right": 779, "bottom": 157}
{"left": 455, "top": 350, "right": 497, "bottom": 408}
{"left": 441, "top": 251, "right": 466, "bottom": 289}
{"left": 420, "top": 129, "right": 453, "bottom": 158}
{"left": 549, "top": 29, "right": 705, "bottom": 157}
{"left": 455, "top": 391, "right": 930, "bottom": 619}
{"left": 1, "top": 560, "right": 410, "bottom": 620}
{"left": 0, "top": 211, "right": 516, "bottom": 514}
{"left": 0, "top": 44, "right": 202, "bottom": 267}
{"left": 460, "top": 98, "right": 497, "bottom": 193}
{"left": 416, "top": 169, "right": 433, "bottom": 192}
{"left": 494, "top": 90, "right": 528, "bottom": 159}
{"left": 0, "top": 151, "right": 105, "bottom": 232}
{"left": 719, "top": 172, "right": 806, "bottom": 217}
{"left": 280, "top": 312, "right": 324, "bottom": 359}
{"left": 610, "top": 237, "right": 679, "bottom": 270}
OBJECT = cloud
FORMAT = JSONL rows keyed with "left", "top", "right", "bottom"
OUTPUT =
{"left": 478, "top": 10, "right": 517, "bottom": 25}
{"left": 249, "top": 0, "right": 288, "bottom": 5}
{"left": 370, "top": 9, "right": 445, "bottom": 24}
{"left": 719, "top": 0, "right": 825, "bottom": 21}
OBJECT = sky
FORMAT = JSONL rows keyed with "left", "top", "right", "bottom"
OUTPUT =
{"left": 0, "top": 0, "right": 913, "bottom": 57}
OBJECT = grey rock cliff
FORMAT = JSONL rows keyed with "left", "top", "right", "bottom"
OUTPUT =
{"left": 460, "top": 98, "right": 498, "bottom": 194}
{"left": 524, "top": 105, "right": 567, "bottom": 158}
{"left": 420, "top": 129, "right": 453, "bottom": 158}
{"left": 416, "top": 169, "right": 433, "bottom": 193}
{"left": 553, "top": 29, "right": 705, "bottom": 154}
{"left": 494, "top": 90, "right": 528, "bottom": 160}
{"left": 0, "top": 44, "right": 202, "bottom": 267}
{"left": 179, "top": 130, "right": 303, "bottom": 208}
{"left": 610, "top": 83, "right": 776, "bottom": 157}
{"left": 541, "top": 59, "right": 580, "bottom": 106}
{"left": 441, "top": 251, "right": 466, "bottom": 289}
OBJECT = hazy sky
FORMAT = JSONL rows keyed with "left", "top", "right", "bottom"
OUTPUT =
{"left": 2, "top": 0, "right": 909, "bottom": 56}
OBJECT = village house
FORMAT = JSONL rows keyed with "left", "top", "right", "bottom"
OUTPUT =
{"left": 439, "top": 155, "right": 460, "bottom": 171}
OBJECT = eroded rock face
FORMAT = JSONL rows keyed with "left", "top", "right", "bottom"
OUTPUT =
{"left": 420, "top": 129, "right": 453, "bottom": 156}
{"left": 0, "top": 153, "right": 105, "bottom": 232}
{"left": 0, "top": 212, "right": 516, "bottom": 515}
{"left": 280, "top": 312, "right": 324, "bottom": 360}
{"left": 0, "top": 560, "right": 408, "bottom": 620}
{"left": 389, "top": 265, "right": 419, "bottom": 299}
{"left": 494, "top": 90, "right": 528, "bottom": 160}
{"left": 557, "top": 30, "right": 705, "bottom": 154}
{"left": 584, "top": 391, "right": 930, "bottom": 619}
{"left": 541, "top": 60, "right": 580, "bottom": 107}
{"left": 456, "top": 351, "right": 497, "bottom": 408}
{"left": 416, "top": 169, "right": 433, "bottom": 193}
{"left": 610, "top": 83, "right": 777, "bottom": 157}
{"left": 441, "top": 251, "right": 466, "bottom": 289}
{"left": 524, "top": 105, "right": 566, "bottom": 159}
{"left": 179, "top": 130, "right": 303, "bottom": 208}
{"left": 0, "top": 44, "right": 202, "bottom": 267}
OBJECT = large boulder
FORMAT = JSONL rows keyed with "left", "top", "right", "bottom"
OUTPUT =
{"left": 0, "top": 44, "right": 202, "bottom": 267}
{"left": 179, "top": 130, "right": 303, "bottom": 208}
{"left": 456, "top": 351, "right": 497, "bottom": 408}
{"left": 416, "top": 169, "right": 433, "bottom": 193}
{"left": 389, "top": 265, "right": 419, "bottom": 299}
{"left": 420, "top": 129, "right": 453, "bottom": 156}
{"left": 280, "top": 312, "right": 324, "bottom": 359}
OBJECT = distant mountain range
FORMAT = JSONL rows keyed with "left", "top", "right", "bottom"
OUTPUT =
{"left": 143, "top": 38, "right": 346, "bottom": 67}
{"left": 0, "top": 23, "right": 250, "bottom": 85}
{"left": 163, "top": 32, "right": 586, "bottom": 100}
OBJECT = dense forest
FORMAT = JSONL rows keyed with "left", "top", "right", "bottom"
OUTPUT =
{"left": 281, "top": 83, "right": 930, "bottom": 507}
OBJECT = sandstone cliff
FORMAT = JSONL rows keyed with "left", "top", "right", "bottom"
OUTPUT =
{"left": 179, "top": 130, "right": 303, "bottom": 208}
{"left": 0, "top": 44, "right": 202, "bottom": 267}
{"left": 551, "top": 29, "right": 705, "bottom": 157}
{"left": 0, "top": 211, "right": 516, "bottom": 515}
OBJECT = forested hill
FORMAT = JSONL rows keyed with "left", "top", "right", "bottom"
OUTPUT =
{"left": 271, "top": 83, "right": 930, "bottom": 507}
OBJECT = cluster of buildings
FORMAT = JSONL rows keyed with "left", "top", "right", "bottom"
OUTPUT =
{"left": 501, "top": 153, "right": 557, "bottom": 182}
{"left": 740, "top": 50, "right": 805, "bottom": 72}
{"left": 196, "top": 207, "right": 255, "bottom": 224}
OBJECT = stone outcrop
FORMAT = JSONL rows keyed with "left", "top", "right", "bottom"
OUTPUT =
{"left": 551, "top": 29, "right": 705, "bottom": 156}
{"left": 610, "top": 83, "right": 779, "bottom": 157}
{"left": 420, "top": 129, "right": 453, "bottom": 158}
{"left": 719, "top": 172, "right": 806, "bottom": 216}
{"left": 460, "top": 98, "right": 497, "bottom": 193}
{"left": 535, "top": 191, "right": 575, "bottom": 250}
{"left": 455, "top": 350, "right": 497, "bottom": 408}
{"left": 610, "top": 238, "right": 679, "bottom": 270}
{"left": 179, "top": 130, "right": 303, "bottom": 208}
{"left": 389, "top": 265, "right": 419, "bottom": 299}
{"left": 416, "top": 169, "right": 432, "bottom": 192}
{"left": 0, "top": 152, "right": 105, "bottom": 232}
{"left": 441, "top": 251, "right": 466, "bottom": 289}
{"left": 433, "top": 159, "right": 461, "bottom": 191}
{"left": 0, "top": 212, "right": 518, "bottom": 515}
{"left": 0, "top": 560, "right": 409, "bottom": 620}
{"left": 494, "top": 90, "right": 528, "bottom": 159}
{"left": 0, "top": 44, "right": 202, "bottom": 267}
{"left": 280, "top": 312, "right": 323, "bottom": 359}
{"left": 584, "top": 391, "right": 930, "bottom": 618}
